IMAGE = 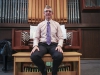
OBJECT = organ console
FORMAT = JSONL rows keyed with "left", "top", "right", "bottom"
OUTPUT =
{"left": 12, "top": 28, "right": 81, "bottom": 51}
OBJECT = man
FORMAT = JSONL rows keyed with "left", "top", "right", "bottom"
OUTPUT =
{"left": 30, "top": 5, "right": 64, "bottom": 75}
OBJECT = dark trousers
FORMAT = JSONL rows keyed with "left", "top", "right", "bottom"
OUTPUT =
{"left": 30, "top": 42, "right": 63, "bottom": 75}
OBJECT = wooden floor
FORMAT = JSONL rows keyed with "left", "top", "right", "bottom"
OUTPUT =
{"left": 0, "top": 60, "right": 100, "bottom": 75}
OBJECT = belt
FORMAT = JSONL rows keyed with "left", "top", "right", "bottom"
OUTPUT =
{"left": 40, "top": 42, "right": 57, "bottom": 44}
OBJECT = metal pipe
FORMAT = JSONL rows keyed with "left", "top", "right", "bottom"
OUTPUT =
{"left": 0, "top": 0, "right": 1, "bottom": 23}
{"left": 12, "top": 0, "right": 14, "bottom": 23}
{"left": 20, "top": 0, "right": 22, "bottom": 23}
{"left": 77, "top": 0, "right": 80, "bottom": 23}
{"left": 70, "top": 0, "right": 72, "bottom": 23}
{"left": 5, "top": 0, "right": 7, "bottom": 23}
{"left": 68, "top": 0, "right": 70, "bottom": 23}
{"left": 17, "top": 0, "right": 19, "bottom": 23}
{"left": 72, "top": 0, "right": 74, "bottom": 23}
{"left": 74, "top": 0, "right": 77, "bottom": 23}
{"left": 22, "top": 0, "right": 24, "bottom": 23}
{"left": 7, "top": 0, "right": 10, "bottom": 23}
{"left": 10, "top": 0, "right": 12, "bottom": 23}
{"left": 24, "top": 0, "right": 27, "bottom": 23}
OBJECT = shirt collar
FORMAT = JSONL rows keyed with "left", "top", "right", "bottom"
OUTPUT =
{"left": 45, "top": 19, "right": 52, "bottom": 24}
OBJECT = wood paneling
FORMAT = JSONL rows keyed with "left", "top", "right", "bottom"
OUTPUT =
{"left": 81, "top": 29, "right": 100, "bottom": 58}
{"left": 0, "top": 28, "right": 12, "bottom": 40}
{"left": 0, "top": 23, "right": 100, "bottom": 28}
{"left": 81, "top": 13, "right": 100, "bottom": 23}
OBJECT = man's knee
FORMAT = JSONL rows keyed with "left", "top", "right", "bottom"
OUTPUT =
{"left": 30, "top": 53, "right": 40, "bottom": 61}
{"left": 53, "top": 53, "right": 63, "bottom": 61}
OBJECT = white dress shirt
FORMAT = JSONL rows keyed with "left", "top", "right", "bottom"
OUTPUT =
{"left": 33, "top": 19, "right": 64, "bottom": 47}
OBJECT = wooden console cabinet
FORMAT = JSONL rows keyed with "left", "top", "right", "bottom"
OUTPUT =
{"left": 12, "top": 52, "right": 82, "bottom": 75}
{"left": 12, "top": 28, "right": 81, "bottom": 51}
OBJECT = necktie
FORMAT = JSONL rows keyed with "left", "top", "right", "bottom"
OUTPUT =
{"left": 46, "top": 22, "right": 51, "bottom": 45}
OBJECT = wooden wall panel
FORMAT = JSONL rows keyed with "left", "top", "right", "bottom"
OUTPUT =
{"left": 81, "top": 13, "right": 100, "bottom": 23}
{"left": 0, "top": 29, "right": 12, "bottom": 40}
{"left": 80, "top": 29, "right": 100, "bottom": 58}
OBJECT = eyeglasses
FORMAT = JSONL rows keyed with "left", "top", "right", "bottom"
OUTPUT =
{"left": 45, "top": 10, "right": 52, "bottom": 13}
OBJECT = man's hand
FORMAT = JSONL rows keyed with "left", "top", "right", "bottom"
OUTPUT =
{"left": 30, "top": 46, "right": 40, "bottom": 54}
{"left": 55, "top": 45, "right": 63, "bottom": 53}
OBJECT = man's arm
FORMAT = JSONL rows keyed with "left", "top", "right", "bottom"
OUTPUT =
{"left": 33, "top": 24, "right": 41, "bottom": 47}
{"left": 57, "top": 24, "right": 64, "bottom": 47}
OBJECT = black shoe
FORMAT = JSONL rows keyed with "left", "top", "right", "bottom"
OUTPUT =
{"left": 42, "top": 69, "right": 47, "bottom": 75}
{"left": 52, "top": 72, "right": 57, "bottom": 75}
{"left": 52, "top": 74, "right": 57, "bottom": 75}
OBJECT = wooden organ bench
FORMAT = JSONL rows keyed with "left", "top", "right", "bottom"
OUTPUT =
{"left": 12, "top": 28, "right": 82, "bottom": 75}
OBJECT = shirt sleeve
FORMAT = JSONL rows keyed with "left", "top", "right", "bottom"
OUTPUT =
{"left": 33, "top": 24, "right": 41, "bottom": 47}
{"left": 57, "top": 23, "right": 64, "bottom": 47}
